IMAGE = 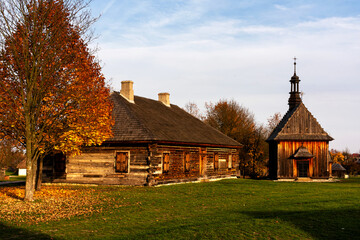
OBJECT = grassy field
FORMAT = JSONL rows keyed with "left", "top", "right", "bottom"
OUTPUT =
{"left": 0, "top": 171, "right": 26, "bottom": 182}
{"left": 0, "top": 178, "right": 359, "bottom": 240}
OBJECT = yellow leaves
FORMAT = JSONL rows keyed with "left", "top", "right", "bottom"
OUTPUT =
{"left": 0, "top": 185, "right": 104, "bottom": 225}
{"left": 331, "top": 152, "right": 345, "bottom": 163}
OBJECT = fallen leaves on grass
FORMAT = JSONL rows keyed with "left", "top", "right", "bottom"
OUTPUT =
{"left": 0, "top": 185, "right": 107, "bottom": 225}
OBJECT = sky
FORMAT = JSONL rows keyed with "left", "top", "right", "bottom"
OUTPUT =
{"left": 88, "top": 0, "right": 360, "bottom": 153}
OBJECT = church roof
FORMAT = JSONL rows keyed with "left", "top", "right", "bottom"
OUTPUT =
{"left": 267, "top": 102, "right": 333, "bottom": 142}
{"left": 107, "top": 92, "right": 241, "bottom": 147}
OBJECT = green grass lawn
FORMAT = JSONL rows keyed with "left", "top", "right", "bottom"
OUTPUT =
{"left": 0, "top": 171, "right": 26, "bottom": 182}
{"left": 1, "top": 178, "right": 360, "bottom": 240}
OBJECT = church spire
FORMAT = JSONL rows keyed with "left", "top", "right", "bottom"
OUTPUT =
{"left": 288, "top": 57, "right": 302, "bottom": 109}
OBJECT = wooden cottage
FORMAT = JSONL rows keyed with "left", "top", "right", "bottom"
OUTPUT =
{"left": 44, "top": 81, "right": 241, "bottom": 186}
{"left": 267, "top": 61, "right": 333, "bottom": 180}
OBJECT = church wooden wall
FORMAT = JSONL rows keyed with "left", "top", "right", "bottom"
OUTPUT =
{"left": 268, "top": 142, "right": 278, "bottom": 179}
{"left": 277, "top": 141, "right": 330, "bottom": 179}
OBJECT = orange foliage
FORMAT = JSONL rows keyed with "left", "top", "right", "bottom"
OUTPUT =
{"left": 0, "top": 0, "right": 113, "bottom": 157}
{"left": 204, "top": 99, "right": 268, "bottom": 178}
{"left": 0, "top": 185, "right": 106, "bottom": 224}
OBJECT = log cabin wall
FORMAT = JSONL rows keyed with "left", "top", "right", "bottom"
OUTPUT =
{"left": 44, "top": 143, "right": 240, "bottom": 186}
{"left": 153, "top": 145, "right": 239, "bottom": 184}
{"left": 62, "top": 145, "right": 150, "bottom": 185}
{"left": 277, "top": 141, "right": 330, "bottom": 179}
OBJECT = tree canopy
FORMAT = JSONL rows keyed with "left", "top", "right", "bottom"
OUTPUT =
{"left": 0, "top": 0, "right": 113, "bottom": 201}
{"left": 204, "top": 99, "right": 268, "bottom": 178}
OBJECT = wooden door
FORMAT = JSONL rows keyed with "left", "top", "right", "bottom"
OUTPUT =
{"left": 297, "top": 161, "right": 309, "bottom": 177}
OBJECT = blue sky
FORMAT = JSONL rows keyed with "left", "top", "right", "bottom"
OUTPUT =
{"left": 88, "top": 0, "right": 360, "bottom": 153}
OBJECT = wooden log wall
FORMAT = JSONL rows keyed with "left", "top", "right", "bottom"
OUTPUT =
{"left": 44, "top": 144, "right": 240, "bottom": 186}
{"left": 277, "top": 141, "right": 330, "bottom": 178}
{"left": 153, "top": 145, "right": 240, "bottom": 184}
{"left": 65, "top": 146, "right": 149, "bottom": 185}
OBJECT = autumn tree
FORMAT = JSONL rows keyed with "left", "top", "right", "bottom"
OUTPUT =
{"left": 204, "top": 99, "right": 267, "bottom": 178}
{"left": 266, "top": 112, "right": 282, "bottom": 137}
{"left": 330, "top": 149, "right": 345, "bottom": 164}
{"left": 184, "top": 101, "right": 203, "bottom": 120}
{"left": 0, "top": 138, "right": 25, "bottom": 169}
{"left": 0, "top": 0, "right": 113, "bottom": 201}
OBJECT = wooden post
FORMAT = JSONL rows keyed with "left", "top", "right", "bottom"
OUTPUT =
{"left": 0, "top": 168, "right": 6, "bottom": 180}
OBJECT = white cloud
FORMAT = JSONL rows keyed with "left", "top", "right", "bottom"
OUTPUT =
{"left": 93, "top": 3, "right": 360, "bottom": 152}
{"left": 101, "top": 0, "right": 116, "bottom": 15}
{"left": 274, "top": 4, "right": 288, "bottom": 11}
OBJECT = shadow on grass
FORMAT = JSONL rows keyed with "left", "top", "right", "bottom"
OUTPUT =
{"left": 0, "top": 222, "right": 60, "bottom": 240}
{"left": 243, "top": 208, "right": 360, "bottom": 239}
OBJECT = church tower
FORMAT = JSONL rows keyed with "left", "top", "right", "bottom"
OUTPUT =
{"left": 288, "top": 58, "right": 302, "bottom": 109}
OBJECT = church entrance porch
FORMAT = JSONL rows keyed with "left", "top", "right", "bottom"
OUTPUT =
{"left": 293, "top": 159, "right": 313, "bottom": 179}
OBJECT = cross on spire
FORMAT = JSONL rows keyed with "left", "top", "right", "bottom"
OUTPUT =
{"left": 293, "top": 57, "right": 297, "bottom": 75}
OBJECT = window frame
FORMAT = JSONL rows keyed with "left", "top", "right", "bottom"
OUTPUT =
{"left": 115, "top": 151, "right": 130, "bottom": 173}
{"left": 184, "top": 152, "right": 190, "bottom": 172}
{"left": 228, "top": 154, "right": 233, "bottom": 169}
{"left": 214, "top": 153, "right": 219, "bottom": 171}
{"left": 162, "top": 152, "right": 170, "bottom": 173}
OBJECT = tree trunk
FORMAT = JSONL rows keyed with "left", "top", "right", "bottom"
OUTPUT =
{"left": 35, "top": 157, "right": 43, "bottom": 191}
{"left": 24, "top": 114, "right": 37, "bottom": 201}
{"left": 25, "top": 156, "right": 37, "bottom": 201}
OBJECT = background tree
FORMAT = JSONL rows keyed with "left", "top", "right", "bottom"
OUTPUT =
{"left": 0, "top": 138, "right": 25, "bottom": 170}
{"left": 330, "top": 150, "right": 345, "bottom": 164}
{"left": 184, "top": 102, "right": 203, "bottom": 120}
{"left": 0, "top": 0, "right": 113, "bottom": 201}
{"left": 204, "top": 99, "right": 268, "bottom": 178}
{"left": 266, "top": 112, "right": 282, "bottom": 137}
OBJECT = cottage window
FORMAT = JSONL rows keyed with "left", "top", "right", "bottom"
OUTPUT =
{"left": 163, "top": 153, "right": 170, "bottom": 173}
{"left": 228, "top": 155, "right": 233, "bottom": 169}
{"left": 214, "top": 153, "right": 219, "bottom": 170}
{"left": 219, "top": 158, "right": 227, "bottom": 169}
{"left": 115, "top": 152, "right": 129, "bottom": 173}
{"left": 184, "top": 153, "right": 190, "bottom": 172}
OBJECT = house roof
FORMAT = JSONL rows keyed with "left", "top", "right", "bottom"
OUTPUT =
{"left": 332, "top": 163, "right": 346, "bottom": 171}
{"left": 107, "top": 92, "right": 241, "bottom": 147}
{"left": 17, "top": 159, "right": 26, "bottom": 169}
{"left": 267, "top": 103, "right": 333, "bottom": 142}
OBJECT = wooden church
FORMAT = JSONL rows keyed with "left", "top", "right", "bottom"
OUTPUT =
{"left": 267, "top": 60, "right": 333, "bottom": 180}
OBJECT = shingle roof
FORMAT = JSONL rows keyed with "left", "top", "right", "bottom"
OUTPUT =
{"left": 17, "top": 159, "right": 26, "bottom": 169}
{"left": 267, "top": 103, "right": 333, "bottom": 141}
{"left": 292, "top": 146, "right": 314, "bottom": 158}
{"left": 107, "top": 92, "right": 241, "bottom": 147}
{"left": 332, "top": 163, "right": 346, "bottom": 171}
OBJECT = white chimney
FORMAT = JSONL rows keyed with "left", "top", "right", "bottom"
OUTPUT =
{"left": 158, "top": 93, "right": 170, "bottom": 107}
{"left": 120, "top": 80, "right": 134, "bottom": 103}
